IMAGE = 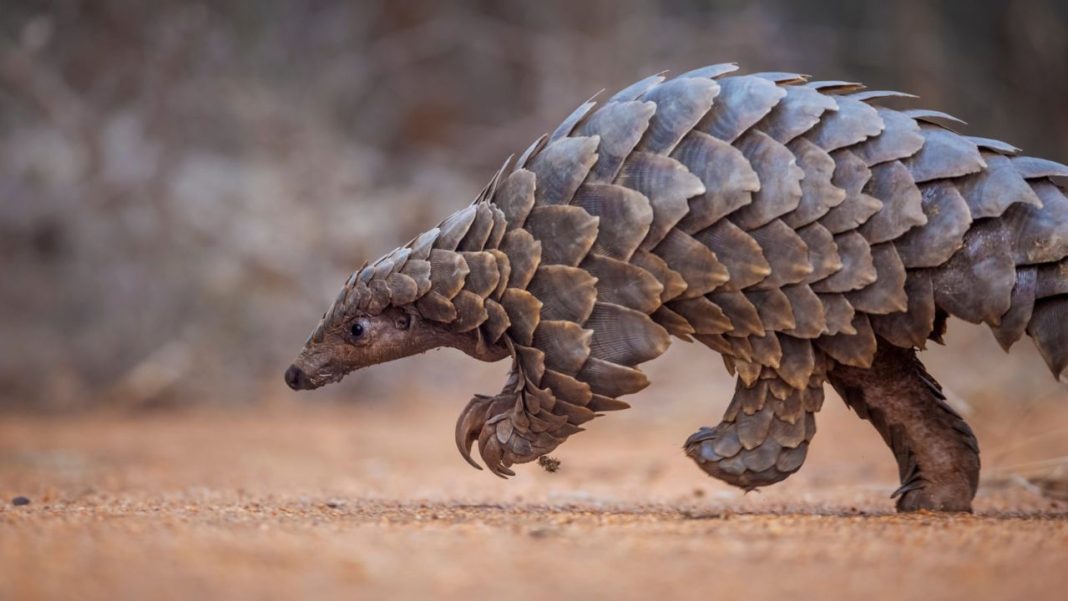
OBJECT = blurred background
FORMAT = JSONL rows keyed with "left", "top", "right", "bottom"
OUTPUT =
{"left": 3, "top": 3, "right": 1068, "bottom": 599}
{"left": 2, "top": 0, "right": 1067, "bottom": 413}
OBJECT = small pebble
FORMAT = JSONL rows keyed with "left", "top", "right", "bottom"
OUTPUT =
{"left": 538, "top": 456, "right": 561, "bottom": 473}
{"left": 12, "top": 496, "right": 30, "bottom": 507}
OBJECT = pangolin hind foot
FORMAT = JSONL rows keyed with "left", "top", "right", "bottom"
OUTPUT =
{"left": 685, "top": 367, "right": 824, "bottom": 491}
{"left": 828, "top": 338, "right": 980, "bottom": 512}
{"left": 287, "top": 63, "right": 1068, "bottom": 513}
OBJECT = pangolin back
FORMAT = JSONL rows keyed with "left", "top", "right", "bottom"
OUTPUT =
{"left": 325, "top": 63, "right": 1068, "bottom": 479}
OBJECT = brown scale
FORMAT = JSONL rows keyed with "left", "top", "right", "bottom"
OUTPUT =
{"left": 287, "top": 63, "right": 1068, "bottom": 512}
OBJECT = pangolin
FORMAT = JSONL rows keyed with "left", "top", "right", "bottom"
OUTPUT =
{"left": 285, "top": 63, "right": 1068, "bottom": 512}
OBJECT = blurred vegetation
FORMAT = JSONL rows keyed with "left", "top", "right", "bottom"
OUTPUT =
{"left": 2, "top": 0, "right": 1067, "bottom": 409}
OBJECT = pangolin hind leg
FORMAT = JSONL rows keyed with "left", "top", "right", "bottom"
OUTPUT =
{"left": 685, "top": 369, "right": 824, "bottom": 490}
{"left": 826, "top": 337, "right": 980, "bottom": 512}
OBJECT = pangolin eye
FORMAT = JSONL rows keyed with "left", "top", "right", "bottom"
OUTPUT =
{"left": 350, "top": 323, "right": 365, "bottom": 338}
{"left": 395, "top": 314, "right": 411, "bottom": 330}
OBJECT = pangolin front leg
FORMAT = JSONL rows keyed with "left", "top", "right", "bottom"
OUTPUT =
{"left": 685, "top": 369, "right": 824, "bottom": 490}
{"left": 455, "top": 392, "right": 566, "bottom": 477}
{"left": 827, "top": 337, "right": 980, "bottom": 512}
{"left": 455, "top": 364, "right": 580, "bottom": 477}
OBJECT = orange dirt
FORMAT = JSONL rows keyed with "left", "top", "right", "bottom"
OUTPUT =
{"left": 2, "top": 384, "right": 1068, "bottom": 601}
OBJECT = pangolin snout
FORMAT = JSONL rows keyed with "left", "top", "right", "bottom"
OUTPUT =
{"left": 284, "top": 364, "right": 314, "bottom": 391}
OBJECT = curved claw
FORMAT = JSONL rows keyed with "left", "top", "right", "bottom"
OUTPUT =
{"left": 454, "top": 391, "right": 566, "bottom": 478}
{"left": 478, "top": 430, "right": 514, "bottom": 478}
{"left": 683, "top": 426, "right": 720, "bottom": 449}
{"left": 455, "top": 395, "right": 493, "bottom": 471}
{"left": 454, "top": 392, "right": 519, "bottom": 476}
{"left": 476, "top": 423, "right": 518, "bottom": 478}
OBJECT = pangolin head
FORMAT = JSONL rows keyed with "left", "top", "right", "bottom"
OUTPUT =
{"left": 285, "top": 194, "right": 516, "bottom": 392}
{"left": 284, "top": 230, "right": 509, "bottom": 391}
{"left": 284, "top": 248, "right": 450, "bottom": 391}
{"left": 284, "top": 305, "right": 449, "bottom": 391}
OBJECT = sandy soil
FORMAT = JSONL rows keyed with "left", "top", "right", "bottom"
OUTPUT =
{"left": 2, "top": 381, "right": 1068, "bottom": 601}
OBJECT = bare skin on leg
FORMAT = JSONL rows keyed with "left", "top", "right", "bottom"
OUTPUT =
{"left": 828, "top": 338, "right": 980, "bottom": 512}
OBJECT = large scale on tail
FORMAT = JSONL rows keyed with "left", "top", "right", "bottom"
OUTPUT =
{"left": 285, "top": 63, "right": 1068, "bottom": 513}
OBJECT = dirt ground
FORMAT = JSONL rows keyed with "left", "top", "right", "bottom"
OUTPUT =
{"left": 3, "top": 365, "right": 1068, "bottom": 601}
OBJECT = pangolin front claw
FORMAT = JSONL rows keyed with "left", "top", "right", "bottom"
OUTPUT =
{"left": 455, "top": 394, "right": 494, "bottom": 471}
{"left": 477, "top": 425, "right": 516, "bottom": 478}
{"left": 454, "top": 391, "right": 561, "bottom": 478}
{"left": 454, "top": 392, "right": 519, "bottom": 477}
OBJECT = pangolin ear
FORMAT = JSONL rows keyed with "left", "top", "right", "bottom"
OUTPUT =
{"left": 393, "top": 311, "right": 413, "bottom": 331}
